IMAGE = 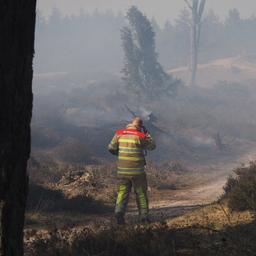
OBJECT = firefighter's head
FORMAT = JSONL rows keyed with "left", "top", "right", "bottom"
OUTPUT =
{"left": 132, "top": 117, "right": 143, "bottom": 129}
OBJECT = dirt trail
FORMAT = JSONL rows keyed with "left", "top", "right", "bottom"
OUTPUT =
{"left": 152, "top": 175, "right": 226, "bottom": 209}
{"left": 145, "top": 175, "right": 226, "bottom": 222}
{"left": 146, "top": 147, "right": 256, "bottom": 221}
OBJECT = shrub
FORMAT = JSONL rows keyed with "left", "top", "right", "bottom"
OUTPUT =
{"left": 25, "top": 223, "right": 178, "bottom": 256}
{"left": 223, "top": 162, "right": 256, "bottom": 212}
{"left": 52, "top": 137, "right": 95, "bottom": 164}
{"left": 27, "top": 183, "right": 110, "bottom": 214}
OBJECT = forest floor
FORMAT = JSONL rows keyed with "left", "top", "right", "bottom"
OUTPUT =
{"left": 24, "top": 144, "right": 256, "bottom": 255}
{"left": 26, "top": 142, "right": 256, "bottom": 228}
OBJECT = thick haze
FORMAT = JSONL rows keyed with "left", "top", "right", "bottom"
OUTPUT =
{"left": 33, "top": 0, "right": 256, "bottom": 165}
{"left": 38, "top": 0, "right": 256, "bottom": 25}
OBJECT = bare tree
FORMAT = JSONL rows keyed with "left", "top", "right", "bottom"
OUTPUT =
{"left": 184, "top": 0, "right": 206, "bottom": 86}
{"left": 0, "top": 1, "right": 37, "bottom": 255}
{"left": 213, "top": 132, "right": 225, "bottom": 151}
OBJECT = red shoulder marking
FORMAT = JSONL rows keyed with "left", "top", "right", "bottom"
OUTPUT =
{"left": 116, "top": 129, "right": 146, "bottom": 138}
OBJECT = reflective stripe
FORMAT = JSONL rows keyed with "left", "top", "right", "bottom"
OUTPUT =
{"left": 136, "top": 187, "right": 148, "bottom": 209}
{"left": 118, "top": 167, "right": 144, "bottom": 170}
{"left": 116, "top": 184, "right": 128, "bottom": 206}
{"left": 119, "top": 151, "right": 143, "bottom": 155}
{"left": 119, "top": 146, "right": 142, "bottom": 151}
{"left": 119, "top": 139, "right": 139, "bottom": 144}
{"left": 119, "top": 156, "right": 144, "bottom": 161}
{"left": 119, "top": 147, "right": 143, "bottom": 152}
{"left": 117, "top": 171, "right": 145, "bottom": 175}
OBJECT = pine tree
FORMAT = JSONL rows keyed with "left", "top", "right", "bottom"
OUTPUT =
{"left": 121, "top": 26, "right": 143, "bottom": 95}
{"left": 121, "top": 6, "right": 179, "bottom": 99}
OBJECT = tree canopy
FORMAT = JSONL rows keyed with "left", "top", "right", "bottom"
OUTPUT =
{"left": 121, "top": 6, "right": 179, "bottom": 99}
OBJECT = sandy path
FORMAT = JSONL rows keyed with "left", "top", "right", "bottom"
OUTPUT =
{"left": 145, "top": 147, "right": 256, "bottom": 221}
{"left": 152, "top": 175, "right": 227, "bottom": 209}
{"left": 144, "top": 175, "right": 227, "bottom": 222}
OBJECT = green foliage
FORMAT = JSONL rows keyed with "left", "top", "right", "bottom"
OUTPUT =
{"left": 121, "top": 6, "right": 179, "bottom": 99}
{"left": 224, "top": 162, "right": 256, "bottom": 212}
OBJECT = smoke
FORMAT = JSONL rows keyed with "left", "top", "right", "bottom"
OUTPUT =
{"left": 32, "top": 7, "right": 256, "bottom": 164}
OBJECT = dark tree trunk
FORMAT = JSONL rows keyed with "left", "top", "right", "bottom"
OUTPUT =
{"left": 0, "top": 1, "right": 37, "bottom": 255}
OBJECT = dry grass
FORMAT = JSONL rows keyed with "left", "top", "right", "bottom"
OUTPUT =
{"left": 25, "top": 155, "right": 256, "bottom": 255}
{"left": 25, "top": 163, "right": 256, "bottom": 256}
{"left": 24, "top": 206, "right": 256, "bottom": 256}
{"left": 168, "top": 202, "right": 254, "bottom": 230}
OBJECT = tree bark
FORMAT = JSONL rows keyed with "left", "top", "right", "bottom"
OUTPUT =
{"left": 0, "top": 1, "right": 37, "bottom": 255}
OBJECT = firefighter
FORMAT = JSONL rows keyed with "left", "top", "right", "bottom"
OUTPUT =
{"left": 108, "top": 117, "right": 156, "bottom": 224}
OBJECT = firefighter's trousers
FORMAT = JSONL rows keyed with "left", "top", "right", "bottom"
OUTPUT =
{"left": 115, "top": 173, "right": 149, "bottom": 219}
